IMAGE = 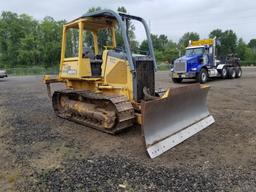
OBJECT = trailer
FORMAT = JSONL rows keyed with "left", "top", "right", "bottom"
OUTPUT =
{"left": 171, "top": 38, "right": 242, "bottom": 83}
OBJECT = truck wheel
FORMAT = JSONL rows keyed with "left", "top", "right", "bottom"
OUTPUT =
{"left": 197, "top": 69, "right": 208, "bottom": 84}
{"left": 221, "top": 67, "right": 228, "bottom": 79}
{"left": 227, "top": 67, "right": 236, "bottom": 79}
{"left": 172, "top": 78, "right": 183, "bottom": 83}
{"left": 235, "top": 67, "right": 242, "bottom": 78}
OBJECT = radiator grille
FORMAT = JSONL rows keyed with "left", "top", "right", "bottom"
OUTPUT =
{"left": 174, "top": 61, "right": 186, "bottom": 73}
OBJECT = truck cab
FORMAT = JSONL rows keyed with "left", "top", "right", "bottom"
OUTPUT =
{"left": 171, "top": 38, "right": 242, "bottom": 83}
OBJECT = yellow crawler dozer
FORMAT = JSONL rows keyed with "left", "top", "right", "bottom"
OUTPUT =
{"left": 44, "top": 10, "right": 215, "bottom": 158}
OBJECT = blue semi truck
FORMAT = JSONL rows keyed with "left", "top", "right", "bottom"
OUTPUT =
{"left": 171, "top": 38, "right": 242, "bottom": 83}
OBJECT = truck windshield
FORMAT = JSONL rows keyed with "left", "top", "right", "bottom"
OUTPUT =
{"left": 185, "top": 48, "right": 204, "bottom": 56}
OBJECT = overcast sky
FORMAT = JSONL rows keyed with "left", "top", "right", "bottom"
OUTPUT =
{"left": 0, "top": 0, "right": 255, "bottom": 43}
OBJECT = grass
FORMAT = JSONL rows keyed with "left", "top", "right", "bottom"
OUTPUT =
{"left": 5, "top": 66, "right": 59, "bottom": 76}
{"left": 240, "top": 61, "right": 256, "bottom": 66}
{"left": 3, "top": 61, "right": 255, "bottom": 76}
{"left": 157, "top": 63, "right": 171, "bottom": 71}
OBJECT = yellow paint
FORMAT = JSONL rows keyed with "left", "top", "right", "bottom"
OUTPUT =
{"left": 45, "top": 13, "right": 211, "bottom": 131}
{"left": 200, "top": 84, "right": 209, "bottom": 89}
{"left": 46, "top": 14, "right": 135, "bottom": 110}
{"left": 60, "top": 60, "right": 79, "bottom": 79}
{"left": 191, "top": 39, "right": 214, "bottom": 46}
{"left": 60, "top": 26, "right": 67, "bottom": 71}
{"left": 161, "top": 89, "right": 170, "bottom": 98}
{"left": 106, "top": 61, "right": 127, "bottom": 84}
{"left": 101, "top": 50, "right": 109, "bottom": 77}
{"left": 78, "top": 21, "right": 84, "bottom": 59}
{"left": 103, "top": 55, "right": 133, "bottom": 100}
{"left": 43, "top": 75, "right": 51, "bottom": 81}
{"left": 80, "top": 59, "right": 92, "bottom": 77}
{"left": 135, "top": 113, "right": 142, "bottom": 125}
{"left": 92, "top": 31, "right": 99, "bottom": 55}
{"left": 64, "top": 57, "right": 78, "bottom": 62}
{"left": 105, "top": 57, "right": 127, "bottom": 83}
{"left": 111, "top": 27, "right": 117, "bottom": 48}
{"left": 98, "top": 85, "right": 113, "bottom": 89}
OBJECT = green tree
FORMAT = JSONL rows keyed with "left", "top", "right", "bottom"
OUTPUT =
{"left": 0, "top": 12, "right": 22, "bottom": 67}
{"left": 236, "top": 38, "right": 247, "bottom": 60}
{"left": 209, "top": 29, "right": 237, "bottom": 60}
{"left": 87, "top": 7, "right": 102, "bottom": 13}
{"left": 178, "top": 32, "right": 200, "bottom": 54}
{"left": 140, "top": 34, "right": 178, "bottom": 63}
{"left": 1, "top": 10, "right": 254, "bottom": 70}
{"left": 84, "top": 7, "right": 138, "bottom": 53}
{"left": 209, "top": 29, "right": 222, "bottom": 57}
{"left": 18, "top": 33, "right": 40, "bottom": 66}
{"left": 221, "top": 30, "right": 237, "bottom": 57}
{"left": 84, "top": 7, "right": 103, "bottom": 52}
{"left": 39, "top": 17, "right": 64, "bottom": 67}
{"left": 116, "top": 6, "right": 137, "bottom": 51}
{"left": 0, "top": 11, "right": 64, "bottom": 68}
{"left": 209, "top": 29, "right": 222, "bottom": 39}
{"left": 158, "top": 34, "right": 168, "bottom": 50}
{"left": 248, "top": 39, "right": 256, "bottom": 54}
{"left": 141, "top": 34, "right": 170, "bottom": 51}
{"left": 17, "top": 14, "right": 40, "bottom": 66}
{"left": 248, "top": 39, "right": 256, "bottom": 48}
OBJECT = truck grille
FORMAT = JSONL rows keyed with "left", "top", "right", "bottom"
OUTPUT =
{"left": 174, "top": 61, "right": 186, "bottom": 73}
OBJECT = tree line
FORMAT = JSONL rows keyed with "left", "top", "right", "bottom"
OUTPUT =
{"left": 0, "top": 8, "right": 255, "bottom": 69}
{"left": 0, "top": 12, "right": 64, "bottom": 68}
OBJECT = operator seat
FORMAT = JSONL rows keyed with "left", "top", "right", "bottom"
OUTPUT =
{"left": 83, "top": 47, "right": 102, "bottom": 77}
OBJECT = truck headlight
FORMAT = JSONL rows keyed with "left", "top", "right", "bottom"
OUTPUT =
{"left": 191, "top": 68, "right": 197, "bottom": 71}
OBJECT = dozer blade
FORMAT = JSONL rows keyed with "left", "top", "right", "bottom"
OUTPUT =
{"left": 141, "top": 84, "right": 215, "bottom": 159}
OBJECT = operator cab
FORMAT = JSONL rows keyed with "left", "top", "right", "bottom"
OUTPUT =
{"left": 62, "top": 17, "right": 118, "bottom": 78}
{"left": 59, "top": 10, "right": 156, "bottom": 101}
{"left": 61, "top": 13, "right": 155, "bottom": 79}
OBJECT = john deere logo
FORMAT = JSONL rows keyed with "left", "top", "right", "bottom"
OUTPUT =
{"left": 63, "top": 64, "right": 77, "bottom": 75}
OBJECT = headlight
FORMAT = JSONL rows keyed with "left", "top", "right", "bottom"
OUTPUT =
{"left": 191, "top": 68, "right": 197, "bottom": 71}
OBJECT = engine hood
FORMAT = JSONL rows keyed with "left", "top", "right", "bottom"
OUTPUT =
{"left": 174, "top": 54, "right": 203, "bottom": 72}
{"left": 177, "top": 54, "right": 201, "bottom": 63}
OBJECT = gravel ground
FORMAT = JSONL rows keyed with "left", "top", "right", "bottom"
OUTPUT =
{"left": 22, "top": 156, "right": 256, "bottom": 192}
{"left": 0, "top": 68, "right": 256, "bottom": 191}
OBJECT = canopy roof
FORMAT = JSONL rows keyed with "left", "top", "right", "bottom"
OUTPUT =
{"left": 64, "top": 10, "right": 156, "bottom": 71}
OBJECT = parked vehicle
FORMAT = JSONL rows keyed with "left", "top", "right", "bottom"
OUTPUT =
{"left": 171, "top": 38, "right": 242, "bottom": 83}
{"left": 0, "top": 69, "right": 7, "bottom": 78}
